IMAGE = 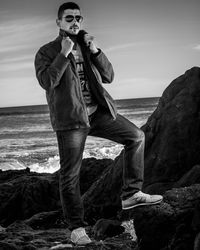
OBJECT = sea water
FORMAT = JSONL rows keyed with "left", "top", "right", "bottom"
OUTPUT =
{"left": 0, "top": 97, "right": 159, "bottom": 173}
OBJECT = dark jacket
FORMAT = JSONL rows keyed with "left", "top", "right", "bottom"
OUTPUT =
{"left": 34, "top": 30, "right": 117, "bottom": 131}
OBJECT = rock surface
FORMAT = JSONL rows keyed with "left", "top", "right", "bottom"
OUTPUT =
{"left": 142, "top": 67, "right": 200, "bottom": 193}
{"left": 0, "top": 218, "right": 137, "bottom": 250}
{"left": 0, "top": 158, "right": 112, "bottom": 226}
{"left": 120, "top": 184, "right": 200, "bottom": 250}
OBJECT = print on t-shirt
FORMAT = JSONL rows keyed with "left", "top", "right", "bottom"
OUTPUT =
{"left": 72, "top": 46, "right": 93, "bottom": 105}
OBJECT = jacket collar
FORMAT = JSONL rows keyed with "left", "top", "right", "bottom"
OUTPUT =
{"left": 58, "top": 29, "right": 78, "bottom": 44}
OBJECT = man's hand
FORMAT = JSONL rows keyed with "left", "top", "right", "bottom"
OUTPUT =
{"left": 61, "top": 37, "right": 74, "bottom": 57}
{"left": 84, "top": 34, "right": 98, "bottom": 54}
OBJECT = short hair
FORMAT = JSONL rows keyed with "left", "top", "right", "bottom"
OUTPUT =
{"left": 58, "top": 2, "right": 80, "bottom": 19}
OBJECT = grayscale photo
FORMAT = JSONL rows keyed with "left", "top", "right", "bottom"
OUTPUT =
{"left": 0, "top": 0, "right": 200, "bottom": 249}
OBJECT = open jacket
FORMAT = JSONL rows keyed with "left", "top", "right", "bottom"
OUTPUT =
{"left": 34, "top": 30, "right": 117, "bottom": 131}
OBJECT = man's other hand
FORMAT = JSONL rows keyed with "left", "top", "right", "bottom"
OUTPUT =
{"left": 84, "top": 34, "right": 98, "bottom": 54}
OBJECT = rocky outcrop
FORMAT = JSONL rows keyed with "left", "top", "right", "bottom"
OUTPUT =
{"left": 120, "top": 184, "right": 200, "bottom": 250}
{"left": 0, "top": 217, "right": 137, "bottom": 250}
{"left": 80, "top": 158, "right": 113, "bottom": 194}
{"left": 0, "top": 168, "right": 60, "bottom": 226}
{"left": 142, "top": 67, "right": 200, "bottom": 193}
{"left": 0, "top": 158, "right": 112, "bottom": 226}
{"left": 83, "top": 154, "right": 123, "bottom": 224}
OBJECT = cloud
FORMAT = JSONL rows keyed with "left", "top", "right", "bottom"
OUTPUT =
{"left": 104, "top": 76, "right": 169, "bottom": 99}
{"left": 0, "top": 44, "right": 31, "bottom": 53}
{"left": 0, "top": 16, "right": 55, "bottom": 74}
{"left": 104, "top": 42, "right": 146, "bottom": 53}
{"left": 0, "top": 17, "right": 54, "bottom": 54}
{"left": 193, "top": 44, "right": 200, "bottom": 51}
{"left": 0, "top": 76, "right": 45, "bottom": 107}
{"left": 0, "top": 54, "right": 35, "bottom": 72}
{"left": 0, "top": 62, "right": 34, "bottom": 72}
{"left": 121, "top": 77, "right": 150, "bottom": 84}
{"left": 0, "top": 55, "right": 33, "bottom": 64}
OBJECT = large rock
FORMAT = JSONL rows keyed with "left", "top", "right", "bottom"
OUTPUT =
{"left": 120, "top": 184, "right": 200, "bottom": 250}
{"left": 0, "top": 217, "right": 137, "bottom": 250}
{"left": 83, "top": 154, "right": 123, "bottom": 224}
{"left": 80, "top": 158, "right": 113, "bottom": 194}
{"left": 0, "top": 168, "right": 60, "bottom": 226}
{"left": 0, "top": 158, "right": 112, "bottom": 226}
{"left": 142, "top": 67, "right": 200, "bottom": 193}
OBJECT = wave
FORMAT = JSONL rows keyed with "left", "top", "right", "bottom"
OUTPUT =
{"left": 0, "top": 145, "right": 123, "bottom": 173}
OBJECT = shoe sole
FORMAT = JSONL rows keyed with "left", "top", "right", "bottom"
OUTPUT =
{"left": 122, "top": 198, "right": 163, "bottom": 210}
{"left": 71, "top": 238, "right": 92, "bottom": 245}
{"left": 71, "top": 241, "right": 92, "bottom": 246}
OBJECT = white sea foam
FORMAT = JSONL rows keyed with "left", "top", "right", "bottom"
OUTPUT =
{"left": 30, "top": 145, "right": 123, "bottom": 173}
{"left": 30, "top": 155, "right": 60, "bottom": 173}
{"left": 0, "top": 145, "right": 123, "bottom": 173}
{"left": 83, "top": 144, "right": 123, "bottom": 159}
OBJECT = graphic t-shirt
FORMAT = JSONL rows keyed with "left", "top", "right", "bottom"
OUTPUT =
{"left": 72, "top": 44, "right": 98, "bottom": 116}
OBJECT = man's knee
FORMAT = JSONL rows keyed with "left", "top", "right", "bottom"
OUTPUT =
{"left": 127, "top": 128, "right": 145, "bottom": 145}
{"left": 137, "top": 129, "right": 145, "bottom": 141}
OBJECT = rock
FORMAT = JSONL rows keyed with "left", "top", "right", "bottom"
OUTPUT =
{"left": 174, "top": 165, "right": 200, "bottom": 188}
{"left": 0, "top": 220, "right": 71, "bottom": 249}
{"left": 142, "top": 67, "right": 200, "bottom": 193}
{"left": 194, "top": 232, "right": 200, "bottom": 250}
{"left": 0, "top": 158, "right": 113, "bottom": 226}
{"left": 0, "top": 219, "right": 137, "bottom": 250}
{"left": 80, "top": 158, "right": 113, "bottom": 194}
{"left": 83, "top": 154, "right": 123, "bottom": 224}
{"left": 93, "top": 219, "right": 124, "bottom": 240}
{"left": 0, "top": 225, "right": 5, "bottom": 232}
{"left": 192, "top": 200, "right": 200, "bottom": 232}
{"left": 119, "top": 184, "right": 200, "bottom": 250}
{"left": 24, "top": 210, "right": 65, "bottom": 229}
{"left": 0, "top": 170, "right": 60, "bottom": 227}
{"left": 0, "top": 242, "right": 18, "bottom": 250}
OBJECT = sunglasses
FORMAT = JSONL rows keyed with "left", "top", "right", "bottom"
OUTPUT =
{"left": 63, "top": 15, "right": 83, "bottom": 23}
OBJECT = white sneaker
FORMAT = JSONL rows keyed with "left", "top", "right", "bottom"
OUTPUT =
{"left": 71, "top": 227, "right": 92, "bottom": 245}
{"left": 122, "top": 191, "right": 163, "bottom": 210}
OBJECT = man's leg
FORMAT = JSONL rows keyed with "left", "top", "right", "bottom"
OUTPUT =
{"left": 56, "top": 129, "right": 89, "bottom": 230}
{"left": 89, "top": 107, "right": 162, "bottom": 209}
{"left": 89, "top": 108, "right": 144, "bottom": 199}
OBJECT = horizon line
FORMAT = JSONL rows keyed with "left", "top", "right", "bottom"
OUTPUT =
{"left": 0, "top": 96, "right": 160, "bottom": 109}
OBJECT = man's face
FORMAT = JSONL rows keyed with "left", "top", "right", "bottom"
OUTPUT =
{"left": 56, "top": 9, "right": 82, "bottom": 35}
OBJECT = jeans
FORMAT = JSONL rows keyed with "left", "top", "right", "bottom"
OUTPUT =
{"left": 56, "top": 107, "right": 145, "bottom": 230}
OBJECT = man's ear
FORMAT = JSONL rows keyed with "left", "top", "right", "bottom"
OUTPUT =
{"left": 56, "top": 19, "right": 61, "bottom": 28}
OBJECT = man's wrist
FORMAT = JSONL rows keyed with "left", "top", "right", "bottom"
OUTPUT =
{"left": 90, "top": 48, "right": 99, "bottom": 54}
{"left": 61, "top": 51, "right": 70, "bottom": 58}
{"left": 90, "top": 48, "right": 101, "bottom": 57}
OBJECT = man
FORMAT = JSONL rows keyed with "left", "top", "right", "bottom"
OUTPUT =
{"left": 35, "top": 2, "right": 163, "bottom": 245}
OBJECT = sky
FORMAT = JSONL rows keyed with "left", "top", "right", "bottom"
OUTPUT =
{"left": 0, "top": 0, "right": 199, "bottom": 107}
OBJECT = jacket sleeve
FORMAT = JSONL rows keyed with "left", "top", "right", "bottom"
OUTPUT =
{"left": 34, "top": 47, "right": 70, "bottom": 91}
{"left": 90, "top": 49, "right": 114, "bottom": 84}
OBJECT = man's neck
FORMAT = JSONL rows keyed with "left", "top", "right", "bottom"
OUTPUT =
{"left": 59, "top": 29, "right": 77, "bottom": 43}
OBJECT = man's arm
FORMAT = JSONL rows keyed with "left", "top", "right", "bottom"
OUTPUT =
{"left": 84, "top": 33, "right": 114, "bottom": 84}
{"left": 90, "top": 50, "right": 114, "bottom": 84}
{"left": 34, "top": 37, "right": 74, "bottom": 91}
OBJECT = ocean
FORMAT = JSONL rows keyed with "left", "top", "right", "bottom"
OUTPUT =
{"left": 0, "top": 97, "right": 159, "bottom": 173}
